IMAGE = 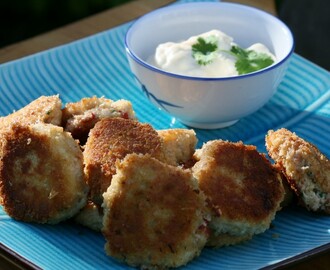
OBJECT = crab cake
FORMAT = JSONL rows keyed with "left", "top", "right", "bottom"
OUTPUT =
{"left": 192, "top": 140, "right": 285, "bottom": 247}
{"left": 0, "top": 123, "right": 88, "bottom": 224}
{"left": 157, "top": 128, "right": 197, "bottom": 166}
{"left": 84, "top": 118, "right": 164, "bottom": 206}
{"left": 266, "top": 128, "right": 330, "bottom": 214}
{"left": 0, "top": 95, "right": 62, "bottom": 130}
{"left": 74, "top": 200, "right": 103, "bottom": 231}
{"left": 62, "top": 97, "right": 135, "bottom": 143}
{"left": 102, "top": 153, "right": 209, "bottom": 269}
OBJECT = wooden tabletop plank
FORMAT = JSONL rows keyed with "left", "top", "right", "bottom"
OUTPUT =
{"left": 0, "top": 0, "right": 175, "bottom": 64}
{"left": 0, "top": 0, "right": 276, "bottom": 64}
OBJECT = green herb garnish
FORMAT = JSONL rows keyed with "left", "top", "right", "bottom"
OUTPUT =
{"left": 229, "top": 45, "right": 274, "bottom": 75}
{"left": 192, "top": 35, "right": 274, "bottom": 74}
{"left": 192, "top": 36, "right": 218, "bottom": 66}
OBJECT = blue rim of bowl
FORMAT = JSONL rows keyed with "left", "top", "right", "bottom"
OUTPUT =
{"left": 125, "top": 2, "right": 295, "bottom": 82}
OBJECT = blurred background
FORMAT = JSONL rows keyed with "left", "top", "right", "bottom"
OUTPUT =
{"left": 0, "top": 0, "right": 132, "bottom": 47}
{"left": 275, "top": 0, "right": 329, "bottom": 71}
{"left": 0, "top": 0, "right": 329, "bottom": 70}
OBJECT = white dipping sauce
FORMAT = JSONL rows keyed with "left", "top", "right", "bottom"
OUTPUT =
{"left": 149, "top": 30, "right": 276, "bottom": 78}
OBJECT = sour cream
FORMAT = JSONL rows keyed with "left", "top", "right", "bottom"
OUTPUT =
{"left": 149, "top": 30, "right": 276, "bottom": 78}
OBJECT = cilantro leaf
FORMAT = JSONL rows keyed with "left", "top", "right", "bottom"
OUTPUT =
{"left": 230, "top": 45, "right": 274, "bottom": 75}
{"left": 192, "top": 36, "right": 218, "bottom": 66}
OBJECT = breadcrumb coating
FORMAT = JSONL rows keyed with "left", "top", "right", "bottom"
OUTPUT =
{"left": 157, "top": 128, "right": 197, "bottom": 166}
{"left": 74, "top": 200, "right": 103, "bottom": 231}
{"left": 102, "top": 153, "right": 209, "bottom": 269}
{"left": 266, "top": 128, "right": 330, "bottom": 214}
{"left": 84, "top": 118, "right": 164, "bottom": 206}
{"left": 193, "top": 140, "right": 284, "bottom": 247}
{"left": 0, "top": 123, "right": 88, "bottom": 224}
{"left": 0, "top": 95, "right": 62, "bottom": 130}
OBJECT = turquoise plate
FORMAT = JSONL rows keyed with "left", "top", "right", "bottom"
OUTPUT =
{"left": 1, "top": 0, "right": 329, "bottom": 269}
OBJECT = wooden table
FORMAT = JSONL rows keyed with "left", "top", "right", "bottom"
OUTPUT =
{"left": 0, "top": 0, "right": 329, "bottom": 269}
{"left": 0, "top": 0, "right": 277, "bottom": 64}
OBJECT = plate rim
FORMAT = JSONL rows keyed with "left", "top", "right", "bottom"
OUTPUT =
{"left": 1, "top": 241, "right": 330, "bottom": 269}
{"left": 0, "top": 243, "right": 41, "bottom": 270}
{"left": 260, "top": 242, "right": 330, "bottom": 269}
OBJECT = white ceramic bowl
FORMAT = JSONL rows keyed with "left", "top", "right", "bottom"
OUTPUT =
{"left": 125, "top": 2, "right": 294, "bottom": 129}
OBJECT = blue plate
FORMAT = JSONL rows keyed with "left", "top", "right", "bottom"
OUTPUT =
{"left": 1, "top": 0, "right": 330, "bottom": 269}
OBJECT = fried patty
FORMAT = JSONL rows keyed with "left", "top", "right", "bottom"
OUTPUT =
{"left": 0, "top": 95, "right": 62, "bottom": 130}
{"left": 74, "top": 200, "right": 103, "bottom": 231}
{"left": 192, "top": 140, "right": 284, "bottom": 247}
{"left": 266, "top": 128, "right": 330, "bottom": 214}
{"left": 102, "top": 153, "right": 209, "bottom": 269}
{"left": 83, "top": 118, "right": 164, "bottom": 206}
{"left": 157, "top": 128, "right": 197, "bottom": 166}
{"left": 62, "top": 96, "right": 135, "bottom": 143}
{"left": 0, "top": 123, "right": 88, "bottom": 224}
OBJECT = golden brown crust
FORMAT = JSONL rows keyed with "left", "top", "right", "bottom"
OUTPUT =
{"left": 74, "top": 200, "right": 103, "bottom": 231}
{"left": 266, "top": 128, "right": 330, "bottom": 213}
{"left": 62, "top": 97, "right": 135, "bottom": 143}
{"left": 0, "top": 95, "right": 62, "bottom": 130}
{"left": 192, "top": 140, "right": 284, "bottom": 247}
{"left": 157, "top": 128, "right": 197, "bottom": 166}
{"left": 0, "top": 123, "right": 88, "bottom": 224}
{"left": 102, "top": 153, "right": 209, "bottom": 269}
{"left": 84, "top": 118, "right": 164, "bottom": 205}
{"left": 0, "top": 95, "right": 62, "bottom": 164}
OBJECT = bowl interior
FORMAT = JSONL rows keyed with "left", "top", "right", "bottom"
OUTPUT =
{"left": 126, "top": 2, "right": 293, "bottom": 69}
